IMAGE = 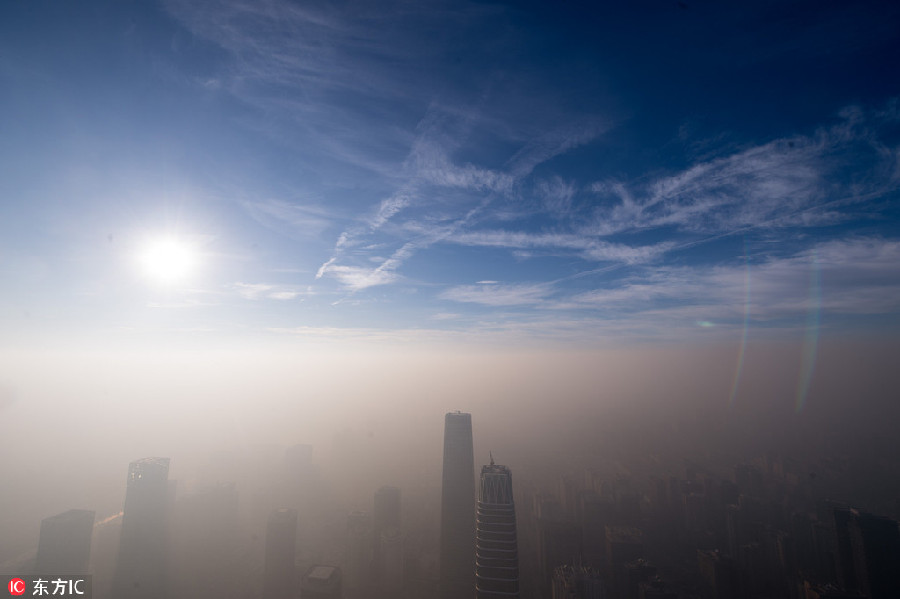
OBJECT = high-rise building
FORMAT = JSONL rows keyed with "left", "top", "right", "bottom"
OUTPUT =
{"left": 380, "top": 526, "right": 404, "bottom": 595}
{"left": 846, "top": 509, "right": 900, "bottom": 599}
{"left": 263, "top": 508, "right": 298, "bottom": 599}
{"left": 551, "top": 564, "right": 604, "bottom": 599}
{"left": 36, "top": 509, "right": 95, "bottom": 573}
{"left": 373, "top": 485, "right": 401, "bottom": 582}
{"left": 113, "top": 457, "right": 170, "bottom": 599}
{"left": 697, "top": 549, "right": 738, "bottom": 599}
{"left": 538, "top": 519, "right": 583, "bottom": 592}
{"left": 345, "top": 511, "right": 372, "bottom": 594}
{"left": 606, "top": 526, "right": 643, "bottom": 599}
{"left": 300, "top": 565, "right": 342, "bottom": 599}
{"left": 168, "top": 483, "right": 240, "bottom": 599}
{"left": 475, "top": 459, "right": 519, "bottom": 598}
{"left": 440, "top": 411, "right": 475, "bottom": 599}
{"left": 374, "top": 486, "right": 401, "bottom": 547}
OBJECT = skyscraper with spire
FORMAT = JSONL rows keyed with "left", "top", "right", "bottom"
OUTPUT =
{"left": 440, "top": 411, "right": 475, "bottom": 599}
{"left": 475, "top": 456, "right": 519, "bottom": 598}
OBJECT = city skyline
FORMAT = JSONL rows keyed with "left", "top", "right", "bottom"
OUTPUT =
{"left": 2, "top": 2, "right": 900, "bottom": 597}
{"left": 4, "top": 408, "right": 899, "bottom": 599}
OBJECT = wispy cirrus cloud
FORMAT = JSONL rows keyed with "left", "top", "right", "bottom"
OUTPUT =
{"left": 428, "top": 237, "right": 900, "bottom": 341}
{"left": 562, "top": 237, "right": 900, "bottom": 321}
{"left": 323, "top": 265, "right": 401, "bottom": 292}
{"left": 233, "top": 282, "right": 306, "bottom": 301}
{"left": 585, "top": 108, "right": 900, "bottom": 237}
{"left": 411, "top": 139, "right": 515, "bottom": 194}
{"left": 446, "top": 230, "right": 674, "bottom": 264}
{"left": 506, "top": 117, "right": 612, "bottom": 177}
{"left": 439, "top": 282, "right": 554, "bottom": 306}
{"left": 241, "top": 199, "right": 339, "bottom": 239}
{"left": 534, "top": 175, "right": 577, "bottom": 217}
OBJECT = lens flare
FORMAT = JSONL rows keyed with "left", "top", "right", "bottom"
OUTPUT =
{"left": 728, "top": 239, "right": 751, "bottom": 407}
{"left": 795, "top": 251, "right": 821, "bottom": 413}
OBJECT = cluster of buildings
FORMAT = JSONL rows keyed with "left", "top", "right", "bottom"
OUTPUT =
{"left": 511, "top": 457, "right": 900, "bottom": 599}
{"left": 14, "top": 412, "right": 900, "bottom": 599}
{"left": 439, "top": 411, "right": 520, "bottom": 599}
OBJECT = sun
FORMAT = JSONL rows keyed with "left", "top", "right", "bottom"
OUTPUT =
{"left": 138, "top": 236, "right": 198, "bottom": 285}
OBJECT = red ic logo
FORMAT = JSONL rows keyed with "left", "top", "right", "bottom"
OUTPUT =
{"left": 7, "top": 578, "right": 25, "bottom": 596}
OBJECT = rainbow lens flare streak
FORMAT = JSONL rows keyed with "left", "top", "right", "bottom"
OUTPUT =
{"left": 795, "top": 251, "right": 822, "bottom": 413}
{"left": 728, "top": 241, "right": 751, "bottom": 407}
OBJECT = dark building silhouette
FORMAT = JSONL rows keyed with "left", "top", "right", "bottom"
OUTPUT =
{"left": 36, "top": 509, "right": 95, "bottom": 573}
{"left": 831, "top": 505, "right": 858, "bottom": 592}
{"left": 623, "top": 559, "right": 656, "bottom": 599}
{"left": 263, "top": 508, "right": 298, "bottom": 599}
{"left": 605, "top": 526, "right": 643, "bottom": 599}
{"left": 551, "top": 564, "right": 604, "bottom": 599}
{"left": 113, "top": 457, "right": 170, "bottom": 599}
{"left": 168, "top": 483, "right": 240, "bottom": 599}
{"left": 697, "top": 549, "right": 738, "bottom": 599}
{"left": 300, "top": 565, "right": 342, "bottom": 598}
{"left": 345, "top": 510, "right": 371, "bottom": 595}
{"left": 373, "top": 485, "right": 401, "bottom": 580}
{"left": 379, "top": 526, "right": 404, "bottom": 595}
{"left": 440, "top": 411, "right": 475, "bottom": 599}
{"left": 538, "top": 518, "right": 583, "bottom": 594}
{"left": 475, "top": 459, "right": 519, "bottom": 598}
{"left": 581, "top": 493, "right": 614, "bottom": 566}
{"left": 845, "top": 509, "right": 900, "bottom": 599}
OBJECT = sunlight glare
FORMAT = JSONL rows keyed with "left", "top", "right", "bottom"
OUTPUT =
{"left": 139, "top": 236, "right": 197, "bottom": 285}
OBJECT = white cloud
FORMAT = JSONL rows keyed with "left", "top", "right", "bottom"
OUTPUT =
{"left": 440, "top": 282, "right": 554, "bottom": 306}
{"left": 535, "top": 176, "right": 576, "bottom": 216}
{"left": 233, "top": 282, "right": 305, "bottom": 300}
{"left": 506, "top": 118, "right": 610, "bottom": 177}
{"left": 431, "top": 312, "right": 462, "bottom": 320}
{"left": 585, "top": 109, "right": 900, "bottom": 237}
{"left": 411, "top": 140, "right": 514, "bottom": 194}
{"left": 563, "top": 238, "right": 900, "bottom": 320}
{"left": 447, "top": 229, "right": 673, "bottom": 264}
{"left": 324, "top": 265, "right": 401, "bottom": 291}
{"left": 269, "top": 291, "right": 302, "bottom": 300}
{"left": 242, "top": 198, "right": 336, "bottom": 239}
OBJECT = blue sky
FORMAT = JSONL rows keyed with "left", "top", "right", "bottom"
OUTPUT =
{"left": 2, "top": 0, "right": 899, "bottom": 348}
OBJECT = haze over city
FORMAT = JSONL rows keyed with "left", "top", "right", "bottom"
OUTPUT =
{"left": 1, "top": 1, "right": 899, "bottom": 598}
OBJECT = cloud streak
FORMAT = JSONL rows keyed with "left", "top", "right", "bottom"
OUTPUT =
{"left": 439, "top": 282, "right": 554, "bottom": 306}
{"left": 585, "top": 109, "right": 900, "bottom": 237}
{"left": 561, "top": 238, "right": 900, "bottom": 321}
{"left": 233, "top": 282, "right": 306, "bottom": 301}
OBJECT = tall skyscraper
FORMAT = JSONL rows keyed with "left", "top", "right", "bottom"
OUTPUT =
{"left": 113, "top": 457, "right": 170, "bottom": 599}
{"left": 374, "top": 486, "right": 401, "bottom": 550}
{"left": 345, "top": 510, "right": 372, "bottom": 594}
{"left": 373, "top": 486, "right": 401, "bottom": 580}
{"left": 263, "top": 508, "right": 298, "bottom": 599}
{"left": 475, "top": 458, "right": 519, "bottom": 599}
{"left": 36, "top": 509, "right": 95, "bottom": 573}
{"left": 168, "top": 483, "right": 240, "bottom": 599}
{"left": 374, "top": 486, "right": 403, "bottom": 594}
{"left": 379, "top": 526, "right": 404, "bottom": 595}
{"left": 440, "top": 411, "right": 475, "bottom": 599}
